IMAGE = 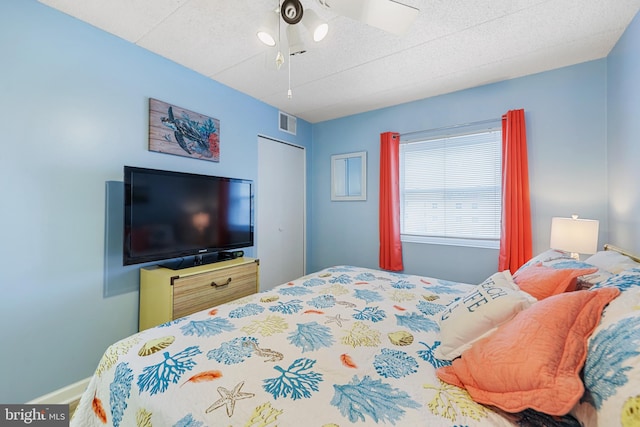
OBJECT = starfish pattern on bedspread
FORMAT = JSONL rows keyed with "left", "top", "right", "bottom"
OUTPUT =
{"left": 206, "top": 381, "right": 255, "bottom": 417}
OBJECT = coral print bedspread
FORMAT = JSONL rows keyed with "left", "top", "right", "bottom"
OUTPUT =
{"left": 71, "top": 266, "right": 576, "bottom": 427}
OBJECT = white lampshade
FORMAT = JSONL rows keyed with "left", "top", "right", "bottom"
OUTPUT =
{"left": 286, "top": 24, "right": 306, "bottom": 55}
{"left": 257, "top": 11, "right": 279, "bottom": 47}
{"left": 302, "top": 9, "right": 328, "bottom": 42}
{"left": 550, "top": 215, "right": 599, "bottom": 259}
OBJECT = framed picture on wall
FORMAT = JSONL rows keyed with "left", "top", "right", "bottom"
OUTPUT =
{"left": 148, "top": 98, "right": 220, "bottom": 162}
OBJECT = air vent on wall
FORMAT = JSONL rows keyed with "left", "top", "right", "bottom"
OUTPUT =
{"left": 279, "top": 111, "right": 297, "bottom": 135}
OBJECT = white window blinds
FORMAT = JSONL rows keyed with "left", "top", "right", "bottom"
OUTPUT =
{"left": 400, "top": 129, "right": 502, "bottom": 244}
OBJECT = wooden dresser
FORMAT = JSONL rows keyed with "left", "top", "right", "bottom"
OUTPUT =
{"left": 139, "top": 257, "right": 259, "bottom": 330}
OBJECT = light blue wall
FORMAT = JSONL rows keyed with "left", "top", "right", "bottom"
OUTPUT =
{"left": 309, "top": 60, "right": 608, "bottom": 283}
{"left": 607, "top": 11, "right": 640, "bottom": 254}
{"left": 0, "top": 0, "right": 311, "bottom": 403}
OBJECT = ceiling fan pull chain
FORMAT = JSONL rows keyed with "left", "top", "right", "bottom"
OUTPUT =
{"left": 275, "top": 1, "right": 285, "bottom": 70}
{"left": 288, "top": 45, "right": 293, "bottom": 99}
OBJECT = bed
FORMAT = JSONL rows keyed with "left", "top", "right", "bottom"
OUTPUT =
{"left": 71, "top": 245, "right": 640, "bottom": 427}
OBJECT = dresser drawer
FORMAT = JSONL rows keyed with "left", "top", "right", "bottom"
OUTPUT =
{"left": 172, "top": 262, "right": 258, "bottom": 319}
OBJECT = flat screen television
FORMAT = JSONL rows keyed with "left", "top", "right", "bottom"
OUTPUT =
{"left": 123, "top": 166, "right": 254, "bottom": 269}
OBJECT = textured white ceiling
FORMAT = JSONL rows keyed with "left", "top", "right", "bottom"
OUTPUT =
{"left": 38, "top": 0, "right": 640, "bottom": 123}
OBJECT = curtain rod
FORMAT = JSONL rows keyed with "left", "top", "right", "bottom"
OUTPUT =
{"left": 400, "top": 118, "right": 501, "bottom": 139}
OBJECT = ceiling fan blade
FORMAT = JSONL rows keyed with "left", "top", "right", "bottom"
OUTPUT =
{"left": 318, "top": 0, "right": 419, "bottom": 35}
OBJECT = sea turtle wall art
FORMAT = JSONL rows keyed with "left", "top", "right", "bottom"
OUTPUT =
{"left": 149, "top": 98, "right": 220, "bottom": 162}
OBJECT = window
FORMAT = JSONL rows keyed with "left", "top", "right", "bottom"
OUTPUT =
{"left": 400, "top": 127, "right": 502, "bottom": 248}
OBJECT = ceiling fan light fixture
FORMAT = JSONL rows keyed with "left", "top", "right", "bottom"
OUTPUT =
{"left": 286, "top": 24, "right": 307, "bottom": 56}
{"left": 281, "top": 0, "right": 304, "bottom": 25}
{"left": 303, "top": 9, "right": 328, "bottom": 42}
{"left": 257, "top": 10, "right": 279, "bottom": 46}
{"left": 257, "top": 31, "right": 276, "bottom": 47}
{"left": 313, "top": 22, "right": 329, "bottom": 42}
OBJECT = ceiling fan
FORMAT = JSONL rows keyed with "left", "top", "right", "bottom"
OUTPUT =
{"left": 257, "top": 0, "right": 419, "bottom": 98}
{"left": 257, "top": 0, "right": 420, "bottom": 51}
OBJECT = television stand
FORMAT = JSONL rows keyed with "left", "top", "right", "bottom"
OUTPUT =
{"left": 139, "top": 257, "right": 259, "bottom": 330}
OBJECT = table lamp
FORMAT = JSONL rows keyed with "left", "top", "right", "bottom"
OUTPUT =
{"left": 550, "top": 215, "right": 599, "bottom": 260}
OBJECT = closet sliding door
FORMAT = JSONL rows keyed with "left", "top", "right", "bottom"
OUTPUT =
{"left": 257, "top": 136, "right": 306, "bottom": 291}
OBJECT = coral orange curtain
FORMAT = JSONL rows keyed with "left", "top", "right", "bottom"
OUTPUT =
{"left": 499, "top": 109, "right": 532, "bottom": 272}
{"left": 379, "top": 131, "right": 404, "bottom": 271}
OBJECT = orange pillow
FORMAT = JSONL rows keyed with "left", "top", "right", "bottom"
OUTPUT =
{"left": 436, "top": 287, "right": 620, "bottom": 415}
{"left": 513, "top": 263, "right": 598, "bottom": 300}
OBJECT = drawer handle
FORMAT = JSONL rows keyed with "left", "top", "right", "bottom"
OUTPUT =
{"left": 211, "top": 278, "right": 232, "bottom": 288}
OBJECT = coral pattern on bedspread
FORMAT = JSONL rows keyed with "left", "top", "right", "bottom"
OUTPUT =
{"left": 71, "top": 266, "right": 580, "bottom": 427}
{"left": 574, "top": 267, "right": 640, "bottom": 427}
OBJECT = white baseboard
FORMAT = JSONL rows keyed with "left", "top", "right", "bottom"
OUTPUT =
{"left": 27, "top": 377, "right": 91, "bottom": 405}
